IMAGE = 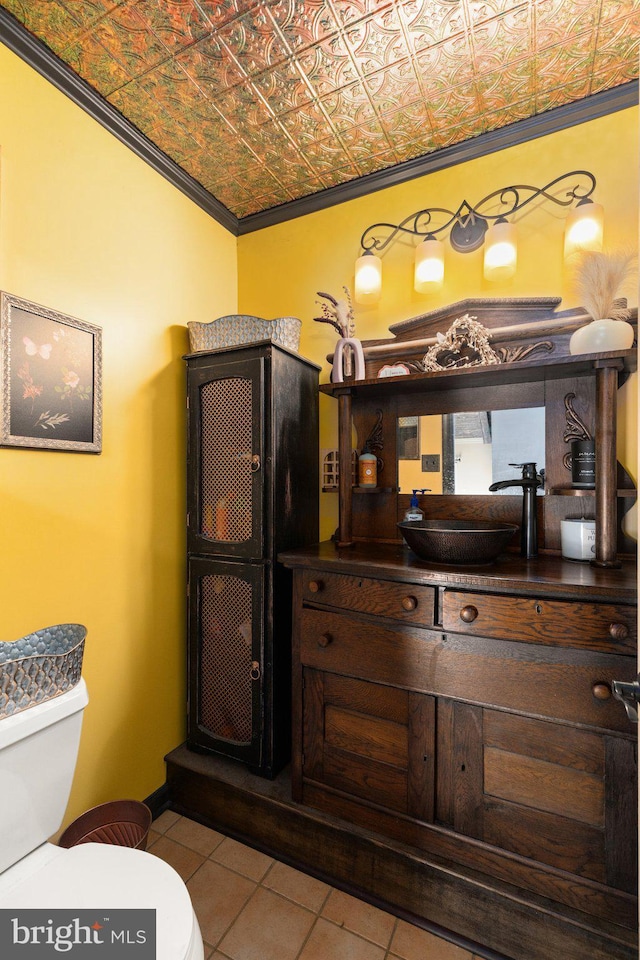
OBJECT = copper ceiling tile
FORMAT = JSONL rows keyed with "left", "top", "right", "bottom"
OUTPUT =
{"left": 249, "top": 139, "right": 313, "bottom": 180}
{"left": 342, "top": 4, "right": 409, "bottom": 76}
{"left": 470, "top": 8, "right": 532, "bottom": 74}
{"left": 479, "top": 96, "right": 539, "bottom": 131}
{"left": 133, "top": 59, "right": 205, "bottom": 127}
{"left": 340, "top": 115, "right": 390, "bottom": 149}
{"left": 436, "top": 117, "right": 488, "bottom": 149}
{"left": 178, "top": 35, "right": 248, "bottom": 99}
{"left": 288, "top": 132, "right": 347, "bottom": 168}
{"left": 321, "top": 80, "right": 379, "bottom": 129}
{"left": 217, "top": 6, "right": 292, "bottom": 73}
{"left": 465, "top": 0, "right": 530, "bottom": 25}
{"left": 476, "top": 62, "right": 534, "bottom": 112}
{"left": 400, "top": 0, "right": 468, "bottom": 54}
{"left": 317, "top": 161, "right": 364, "bottom": 187}
{"left": 391, "top": 135, "right": 438, "bottom": 164}
{"left": 534, "top": 0, "right": 600, "bottom": 49}
{"left": 136, "top": 0, "right": 212, "bottom": 54}
{"left": 536, "top": 77, "right": 593, "bottom": 113}
{"left": 62, "top": 32, "right": 131, "bottom": 97}
{"left": 354, "top": 145, "right": 405, "bottom": 176}
{"left": 535, "top": 36, "right": 596, "bottom": 90}
{"left": 433, "top": 32, "right": 477, "bottom": 87}
{"left": 278, "top": 100, "right": 335, "bottom": 141}
{"left": 600, "top": 0, "right": 638, "bottom": 16}
{"left": 269, "top": 0, "right": 341, "bottom": 50}
{"left": 591, "top": 61, "right": 639, "bottom": 95}
{"left": 90, "top": 5, "right": 171, "bottom": 84}
{"left": 296, "top": 33, "right": 358, "bottom": 94}
{"left": 593, "top": 11, "right": 640, "bottom": 69}
{"left": 377, "top": 99, "right": 431, "bottom": 142}
{"left": 1, "top": 0, "right": 637, "bottom": 221}
{"left": 364, "top": 60, "right": 421, "bottom": 106}
{"left": 248, "top": 59, "right": 315, "bottom": 113}
{"left": 196, "top": 0, "right": 262, "bottom": 31}
{"left": 1, "top": 0, "right": 82, "bottom": 55}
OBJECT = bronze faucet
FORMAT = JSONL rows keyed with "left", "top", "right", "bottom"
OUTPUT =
{"left": 489, "top": 462, "right": 544, "bottom": 559}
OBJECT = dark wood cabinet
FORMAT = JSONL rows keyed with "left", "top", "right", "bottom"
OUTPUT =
{"left": 281, "top": 301, "right": 637, "bottom": 956}
{"left": 186, "top": 341, "right": 319, "bottom": 777}
{"left": 283, "top": 544, "right": 638, "bottom": 959}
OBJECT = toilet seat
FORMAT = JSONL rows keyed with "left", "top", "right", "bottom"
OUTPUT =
{"left": 0, "top": 843, "right": 203, "bottom": 960}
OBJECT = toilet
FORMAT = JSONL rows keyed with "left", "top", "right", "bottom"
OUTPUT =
{"left": 0, "top": 678, "right": 204, "bottom": 960}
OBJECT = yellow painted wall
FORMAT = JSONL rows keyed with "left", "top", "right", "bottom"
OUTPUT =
{"left": 238, "top": 108, "right": 638, "bottom": 541}
{"left": 0, "top": 45, "right": 237, "bottom": 826}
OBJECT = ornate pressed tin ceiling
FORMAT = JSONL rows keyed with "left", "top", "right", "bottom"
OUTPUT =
{"left": 1, "top": 0, "right": 638, "bottom": 229}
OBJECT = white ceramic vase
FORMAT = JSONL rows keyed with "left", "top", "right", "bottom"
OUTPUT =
{"left": 569, "top": 317, "right": 635, "bottom": 356}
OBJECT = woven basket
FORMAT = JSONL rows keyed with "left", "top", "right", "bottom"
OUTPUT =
{"left": 188, "top": 315, "right": 301, "bottom": 353}
{"left": 58, "top": 800, "right": 152, "bottom": 851}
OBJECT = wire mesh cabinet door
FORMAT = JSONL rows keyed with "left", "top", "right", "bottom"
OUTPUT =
{"left": 187, "top": 355, "right": 264, "bottom": 560}
{"left": 188, "top": 556, "right": 264, "bottom": 769}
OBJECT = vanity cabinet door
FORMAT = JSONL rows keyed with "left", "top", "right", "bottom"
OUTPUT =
{"left": 438, "top": 699, "right": 637, "bottom": 894}
{"left": 303, "top": 667, "right": 436, "bottom": 823}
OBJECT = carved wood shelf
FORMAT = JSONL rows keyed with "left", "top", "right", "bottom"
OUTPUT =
{"left": 551, "top": 487, "right": 637, "bottom": 497}
{"left": 325, "top": 327, "right": 637, "bottom": 565}
{"left": 320, "top": 348, "right": 637, "bottom": 399}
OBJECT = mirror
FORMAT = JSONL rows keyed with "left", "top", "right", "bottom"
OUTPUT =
{"left": 397, "top": 408, "right": 545, "bottom": 495}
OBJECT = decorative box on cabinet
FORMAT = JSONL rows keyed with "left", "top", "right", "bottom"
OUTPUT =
{"left": 186, "top": 341, "right": 319, "bottom": 778}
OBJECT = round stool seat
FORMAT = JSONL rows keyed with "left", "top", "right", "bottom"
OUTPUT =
{"left": 0, "top": 843, "right": 203, "bottom": 960}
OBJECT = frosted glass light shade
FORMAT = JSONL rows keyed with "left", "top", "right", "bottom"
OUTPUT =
{"left": 354, "top": 251, "right": 382, "bottom": 304}
{"left": 569, "top": 318, "right": 634, "bottom": 355}
{"left": 414, "top": 238, "right": 444, "bottom": 291}
{"left": 564, "top": 200, "right": 604, "bottom": 258}
{"left": 483, "top": 220, "right": 517, "bottom": 281}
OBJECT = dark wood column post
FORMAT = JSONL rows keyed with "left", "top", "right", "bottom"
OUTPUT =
{"left": 592, "top": 359, "right": 623, "bottom": 568}
{"left": 336, "top": 388, "right": 353, "bottom": 546}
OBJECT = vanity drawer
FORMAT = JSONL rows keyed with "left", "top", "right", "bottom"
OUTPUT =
{"left": 299, "top": 608, "right": 634, "bottom": 732}
{"left": 442, "top": 591, "right": 637, "bottom": 655}
{"left": 301, "top": 571, "right": 436, "bottom": 627}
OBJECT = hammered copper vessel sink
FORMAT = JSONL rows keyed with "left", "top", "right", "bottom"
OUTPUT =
{"left": 398, "top": 519, "right": 519, "bottom": 565}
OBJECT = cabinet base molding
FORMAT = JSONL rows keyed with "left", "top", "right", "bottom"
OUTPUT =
{"left": 165, "top": 744, "right": 636, "bottom": 960}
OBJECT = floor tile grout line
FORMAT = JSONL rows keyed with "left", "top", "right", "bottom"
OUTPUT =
{"left": 159, "top": 817, "right": 477, "bottom": 960}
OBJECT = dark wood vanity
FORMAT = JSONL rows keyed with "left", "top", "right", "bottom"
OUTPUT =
{"left": 281, "top": 544, "right": 636, "bottom": 960}
{"left": 167, "top": 299, "right": 637, "bottom": 960}
{"left": 280, "top": 299, "right": 638, "bottom": 960}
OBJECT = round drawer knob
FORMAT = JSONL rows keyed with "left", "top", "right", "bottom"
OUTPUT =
{"left": 317, "top": 633, "right": 333, "bottom": 648}
{"left": 308, "top": 580, "right": 323, "bottom": 593}
{"left": 592, "top": 682, "right": 612, "bottom": 701}
{"left": 609, "top": 622, "right": 629, "bottom": 641}
{"left": 402, "top": 596, "right": 418, "bottom": 612}
{"left": 460, "top": 605, "right": 479, "bottom": 624}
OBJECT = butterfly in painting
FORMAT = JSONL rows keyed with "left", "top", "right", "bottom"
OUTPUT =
{"left": 23, "top": 336, "right": 53, "bottom": 359}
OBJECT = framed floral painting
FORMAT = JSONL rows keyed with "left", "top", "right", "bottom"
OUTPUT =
{"left": 0, "top": 293, "right": 102, "bottom": 453}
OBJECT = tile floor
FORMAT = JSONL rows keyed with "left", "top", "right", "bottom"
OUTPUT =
{"left": 149, "top": 810, "right": 486, "bottom": 960}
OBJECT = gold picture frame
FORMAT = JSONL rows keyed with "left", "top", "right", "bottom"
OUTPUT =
{"left": 0, "top": 292, "right": 102, "bottom": 453}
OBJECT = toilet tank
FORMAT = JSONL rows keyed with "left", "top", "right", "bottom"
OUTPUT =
{"left": 0, "top": 679, "right": 88, "bottom": 873}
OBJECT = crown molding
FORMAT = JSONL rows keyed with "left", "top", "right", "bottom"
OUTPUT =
{"left": 2, "top": 6, "right": 636, "bottom": 238}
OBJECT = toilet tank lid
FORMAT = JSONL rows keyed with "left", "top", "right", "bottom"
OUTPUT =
{"left": 0, "top": 678, "right": 88, "bottom": 751}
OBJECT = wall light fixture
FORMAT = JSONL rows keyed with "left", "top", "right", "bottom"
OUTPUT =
{"left": 354, "top": 171, "right": 602, "bottom": 304}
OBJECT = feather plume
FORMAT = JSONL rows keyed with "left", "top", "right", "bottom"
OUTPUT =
{"left": 573, "top": 250, "right": 637, "bottom": 321}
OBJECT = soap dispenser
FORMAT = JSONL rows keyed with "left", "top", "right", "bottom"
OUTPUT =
{"left": 358, "top": 443, "right": 377, "bottom": 487}
{"left": 404, "top": 489, "right": 430, "bottom": 521}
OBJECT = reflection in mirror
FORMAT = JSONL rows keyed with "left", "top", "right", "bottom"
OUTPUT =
{"left": 397, "top": 408, "right": 545, "bottom": 495}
